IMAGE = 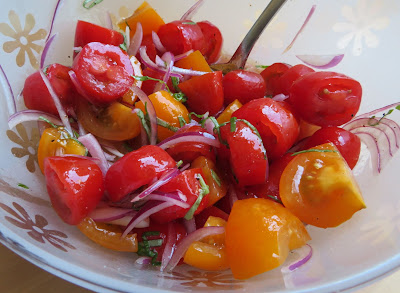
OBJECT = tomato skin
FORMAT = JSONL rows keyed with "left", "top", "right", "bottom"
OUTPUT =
{"left": 233, "top": 98, "right": 299, "bottom": 160}
{"left": 197, "top": 21, "right": 223, "bottom": 64}
{"left": 23, "top": 64, "right": 74, "bottom": 116}
{"left": 105, "top": 145, "right": 176, "bottom": 202}
{"left": 277, "top": 64, "right": 315, "bottom": 96}
{"left": 44, "top": 156, "right": 104, "bottom": 225}
{"left": 74, "top": 20, "right": 124, "bottom": 48}
{"left": 157, "top": 21, "right": 206, "bottom": 55}
{"left": 178, "top": 71, "right": 224, "bottom": 115}
{"left": 289, "top": 71, "right": 362, "bottom": 127}
{"left": 223, "top": 70, "right": 266, "bottom": 105}
{"left": 260, "top": 63, "right": 291, "bottom": 96}
{"left": 150, "top": 169, "right": 209, "bottom": 223}
{"left": 72, "top": 42, "right": 134, "bottom": 105}
{"left": 304, "top": 126, "right": 361, "bottom": 169}
{"left": 166, "top": 125, "right": 216, "bottom": 164}
{"left": 218, "top": 120, "right": 268, "bottom": 186}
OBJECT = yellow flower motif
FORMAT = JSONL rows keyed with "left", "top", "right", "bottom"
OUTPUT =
{"left": 0, "top": 10, "right": 47, "bottom": 69}
{"left": 6, "top": 124, "right": 40, "bottom": 173}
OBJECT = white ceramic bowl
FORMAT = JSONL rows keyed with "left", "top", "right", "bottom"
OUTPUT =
{"left": 1, "top": 0, "right": 400, "bottom": 292}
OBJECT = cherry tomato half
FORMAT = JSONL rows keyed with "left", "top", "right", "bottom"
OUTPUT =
{"left": 260, "top": 62, "right": 291, "bottom": 96}
{"left": 289, "top": 71, "right": 362, "bottom": 127}
{"left": 197, "top": 21, "right": 223, "bottom": 64}
{"left": 44, "top": 156, "right": 104, "bottom": 225}
{"left": 74, "top": 20, "right": 124, "bottom": 48}
{"left": 277, "top": 64, "right": 315, "bottom": 96}
{"left": 72, "top": 42, "right": 134, "bottom": 105}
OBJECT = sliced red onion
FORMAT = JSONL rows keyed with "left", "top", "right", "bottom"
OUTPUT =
{"left": 229, "top": 185, "right": 239, "bottom": 210}
{"left": 77, "top": 119, "right": 87, "bottom": 136}
{"left": 136, "top": 256, "right": 152, "bottom": 265}
{"left": 283, "top": 5, "right": 316, "bottom": 53}
{"left": 134, "top": 110, "right": 149, "bottom": 146}
{"left": 45, "top": 0, "right": 63, "bottom": 43}
{"left": 128, "top": 23, "right": 143, "bottom": 56}
{"left": 183, "top": 218, "right": 196, "bottom": 234}
{"left": 132, "top": 168, "right": 181, "bottom": 202}
{"left": 139, "top": 46, "right": 183, "bottom": 78}
{"left": 281, "top": 244, "right": 313, "bottom": 273}
{"left": 152, "top": 31, "right": 166, "bottom": 53}
{"left": 170, "top": 66, "right": 208, "bottom": 76}
{"left": 122, "top": 201, "right": 175, "bottom": 238}
{"left": 103, "top": 152, "right": 116, "bottom": 162}
{"left": 73, "top": 46, "right": 82, "bottom": 53}
{"left": 0, "top": 64, "right": 16, "bottom": 115}
{"left": 204, "top": 118, "right": 216, "bottom": 134}
{"left": 102, "top": 145, "right": 125, "bottom": 158}
{"left": 8, "top": 110, "right": 62, "bottom": 130}
{"left": 39, "top": 71, "right": 72, "bottom": 134}
{"left": 40, "top": 33, "right": 58, "bottom": 70}
{"left": 89, "top": 207, "right": 135, "bottom": 222}
{"left": 78, "top": 133, "right": 110, "bottom": 175}
{"left": 157, "top": 131, "right": 220, "bottom": 150}
{"left": 131, "top": 85, "right": 158, "bottom": 145}
{"left": 155, "top": 52, "right": 175, "bottom": 92}
{"left": 161, "top": 222, "right": 177, "bottom": 270}
{"left": 130, "top": 56, "right": 143, "bottom": 90}
{"left": 155, "top": 55, "right": 165, "bottom": 68}
{"left": 180, "top": 0, "right": 204, "bottom": 21}
{"left": 272, "top": 94, "right": 289, "bottom": 102}
{"left": 108, "top": 216, "right": 149, "bottom": 228}
{"left": 352, "top": 131, "right": 385, "bottom": 173}
{"left": 164, "top": 226, "right": 225, "bottom": 272}
{"left": 68, "top": 70, "right": 93, "bottom": 102}
{"left": 174, "top": 50, "right": 194, "bottom": 61}
{"left": 145, "top": 192, "right": 190, "bottom": 209}
{"left": 37, "top": 120, "right": 48, "bottom": 136}
{"left": 355, "top": 102, "right": 400, "bottom": 119}
{"left": 296, "top": 54, "right": 344, "bottom": 69}
{"left": 177, "top": 191, "right": 187, "bottom": 202}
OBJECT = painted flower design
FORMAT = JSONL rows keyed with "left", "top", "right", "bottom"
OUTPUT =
{"left": 161, "top": 270, "right": 243, "bottom": 290}
{"left": 6, "top": 123, "right": 40, "bottom": 173}
{"left": 332, "top": 0, "right": 390, "bottom": 56}
{"left": 0, "top": 10, "right": 47, "bottom": 68}
{"left": 0, "top": 202, "right": 76, "bottom": 252}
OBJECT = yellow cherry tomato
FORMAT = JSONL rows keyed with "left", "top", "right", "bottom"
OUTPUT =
{"left": 216, "top": 99, "right": 242, "bottom": 124}
{"left": 37, "top": 127, "right": 86, "bottom": 173}
{"left": 280, "top": 143, "right": 366, "bottom": 228}
{"left": 225, "top": 198, "right": 310, "bottom": 279}
{"left": 135, "top": 90, "right": 189, "bottom": 141}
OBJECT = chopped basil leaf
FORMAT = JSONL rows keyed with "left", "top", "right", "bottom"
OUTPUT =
{"left": 137, "top": 231, "right": 162, "bottom": 266}
{"left": 291, "top": 149, "right": 338, "bottom": 156}
{"left": 266, "top": 194, "right": 283, "bottom": 205}
{"left": 178, "top": 116, "right": 187, "bottom": 127}
{"left": 135, "top": 108, "right": 151, "bottom": 140}
{"left": 237, "top": 119, "right": 267, "bottom": 160}
{"left": 256, "top": 65, "right": 269, "bottom": 68}
{"left": 147, "top": 239, "right": 163, "bottom": 247}
{"left": 17, "top": 183, "right": 29, "bottom": 189}
{"left": 182, "top": 21, "right": 197, "bottom": 25}
{"left": 156, "top": 117, "right": 179, "bottom": 132}
{"left": 210, "top": 169, "right": 222, "bottom": 187}
{"left": 230, "top": 117, "right": 237, "bottom": 132}
{"left": 83, "top": 0, "right": 104, "bottom": 9}
{"left": 171, "top": 76, "right": 180, "bottom": 92}
{"left": 176, "top": 160, "right": 183, "bottom": 168}
{"left": 368, "top": 106, "right": 400, "bottom": 126}
{"left": 38, "top": 116, "right": 58, "bottom": 128}
{"left": 119, "top": 41, "right": 128, "bottom": 52}
{"left": 189, "top": 112, "right": 206, "bottom": 121}
{"left": 173, "top": 92, "right": 187, "bottom": 103}
{"left": 184, "top": 174, "right": 209, "bottom": 220}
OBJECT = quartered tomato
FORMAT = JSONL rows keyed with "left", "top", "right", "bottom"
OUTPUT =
{"left": 289, "top": 71, "right": 362, "bottom": 127}
{"left": 280, "top": 143, "right": 366, "bottom": 228}
{"left": 260, "top": 62, "right": 291, "bottom": 96}
{"left": 233, "top": 98, "right": 299, "bottom": 160}
{"left": 197, "top": 21, "right": 223, "bottom": 64}
{"left": 74, "top": 20, "right": 124, "bottom": 48}
{"left": 44, "top": 156, "right": 104, "bottom": 225}
{"left": 72, "top": 42, "right": 134, "bottom": 105}
{"left": 105, "top": 145, "right": 176, "bottom": 202}
{"left": 225, "top": 198, "right": 310, "bottom": 279}
{"left": 37, "top": 127, "right": 87, "bottom": 173}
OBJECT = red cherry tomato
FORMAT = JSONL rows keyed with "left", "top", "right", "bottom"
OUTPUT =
{"left": 43, "top": 156, "right": 104, "bottom": 225}
{"left": 218, "top": 120, "right": 268, "bottom": 186}
{"left": 131, "top": 221, "right": 186, "bottom": 262}
{"left": 157, "top": 21, "right": 206, "bottom": 55}
{"left": 197, "top": 21, "right": 223, "bottom": 64}
{"left": 23, "top": 64, "right": 74, "bottom": 116}
{"left": 74, "top": 20, "right": 124, "bottom": 48}
{"left": 72, "top": 42, "right": 134, "bottom": 105}
{"left": 289, "top": 71, "right": 362, "bottom": 127}
{"left": 303, "top": 126, "right": 361, "bottom": 169}
{"left": 277, "top": 64, "right": 315, "bottom": 96}
{"left": 150, "top": 169, "right": 209, "bottom": 223}
{"left": 260, "top": 63, "right": 291, "bottom": 96}
{"left": 140, "top": 67, "right": 174, "bottom": 96}
{"left": 166, "top": 125, "right": 216, "bottom": 164}
{"left": 105, "top": 145, "right": 176, "bottom": 202}
{"left": 233, "top": 98, "right": 299, "bottom": 160}
{"left": 178, "top": 71, "right": 224, "bottom": 115}
{"left": 222, "top": 70, "right": 266, "bottom": 105}
{"left": 137, "top": 34, "right": 157, "bottom": 63}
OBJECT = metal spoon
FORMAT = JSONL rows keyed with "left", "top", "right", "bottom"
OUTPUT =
{"left": 210, "top": 0, "right": 288, "bottom": 74}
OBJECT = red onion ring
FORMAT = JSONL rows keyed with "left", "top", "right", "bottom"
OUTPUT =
{"left": 131, "top": 85, "right": 158, "bottom": 145}
{"left": 136, "top": 256, "right": 152, "bottom": 265}
{"left": 78, "top": 134, "right": 110, "bottom": 175}
{"left": 164, "top": 226, "right": 225, "bottom": 271}
{"left": 174, "top": 50, "right": 194, "bottom": 61}
{"left": 281, "top": 244, "right": 313, "bottom": 273}
{"left": 40, "top": 33, "right": 58, "bottom": 70}
{"left": 183, "top": 218, "right": 196, "bottom": 234}
{"left": 355, "top": 102, "right": 400, "bottom": 119}
{"left": 296, "top": 54, "right": 344, "bottom": 69}
{"left": 161, "top": 222, "right": 177, "bottom": 271}
{"left": 45, "top": 0, "right": 63, "bottom": 43}
{"left": 180, "top": 0, "right": 204, "bottom": 21}
{"left": 155, "top": 52, "right": 175, "bottom": 92}
{"left": 157, "top": 131, "right": 220, "bottom": 150}
{"left": 101, "top": 145, "right": 125, "bottom": 158}
{"left": 170, "top": 66, "right": 208, "bottom": 76}
{"left": 272, "top": 94, "right": 289, "bottom": 102}
{"left": 145, "top": 193, "right": 190, "bottom": 209}
{"left": 228, "top": 185, "right": 239, "bottom": 210}
{"left": 8, "top": 110, "right": 62, "bottom": 130}
{"left": 0, "top": 64, "right": 16, "bottom": 115}
{"left": 152, "top": 31, "right": 166, "bottom": 53}
{"left": 39, "top": 71, "right": 72, "bottom": 134}
{"left": 283, "top": 5, "right": 316, "bottom": 53}
{"left": 128, "top": 22, "right": 143, "bottom": 56}
{"left": 139, "top": 46, "right": 182, "bottom": 78}
{"left": 89, "top": 207, "right": 135, "bottom": 222}
{"left": 68, "top": 70, "right": 94, "bottom": 103}
{"left": 352, "top": 131, "right": 384, "bottom": 173}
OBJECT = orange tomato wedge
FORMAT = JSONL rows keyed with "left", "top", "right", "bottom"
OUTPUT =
{"left": 216, "top": 99, "right": 242, "bottom": 124}
{"left": 175, "top": 50, "right": 213, "bottom": 72}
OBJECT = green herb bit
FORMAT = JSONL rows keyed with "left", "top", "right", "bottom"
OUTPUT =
{"left": 368, "top": 106, "right": 400, "bottom": 126}
{"left": 176, "top": 160, "right": 183, "bottom": 168}
{"left": 184, "top": 174, "right": 210, "bottom": 220}
{"left": 173, "top": 92, "right": 187, "bottom": 103}
{"left": 230, "top": 117, "right": 237, "bottom": 132}
{"left": 123, "top": 142, "right": 133, "bottom": 152}
{"left": 142, "top": 231, "right": 161, "bottom": 240}
{"left": 237, "top": 118, "right": 267, "bottom": 159}
{"left": 178, "top": 116, "right": 187, "bottom": 127}
{"left": 119, "top": 42, "right": 128, "bottom": 52}
{"left": 171, "top": 76, "right": 180, "bottom": 92}
{"left": 291, "top": 149, "right": 339, "bottom": 156}
{"left": 189, "top": 111, "right": 206, "bottom": 122}
{"left": 256, "top": 65, "right": 269, "bottom": 69}
{"left": 38, "top": 116, "right": 59, "bottom": 129}
{"left": 83, "top": 0, "right": 104, "bottom": 9}
{"left": 17, "top": 183, "right": 29, "bottom": 189}
{"left": 182, "top": 21, "right": 197, "bottom": 25}
{"left": 135, "top": 108, "right": 151, "bottom": 141}
{"left": 266, "top": 194, "right": 283, "bottom": 205}
{"left": 210, "top": 169, "right": 222, "bottom": 187}
{"left": 133, "top": 75, "right": 174, "bottom": 96}
{"left": 157, "top": 117, "right": 179, "bottom": 132}
{"left": 147, "top": 239, "right": 163, "bottom": 247}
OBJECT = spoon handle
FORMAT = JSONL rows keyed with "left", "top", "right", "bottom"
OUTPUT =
{"left": 230, "top": 0, "right": 288, "bottom": 68}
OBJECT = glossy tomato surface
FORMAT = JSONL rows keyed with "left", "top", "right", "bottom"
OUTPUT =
{"left": 277, "top": 64, "right": 315, "bottom": 96}
{"left": 74, "top": 20, "right": 124, "bottom": 48}
{"left": 260, "top": 62, "right": 291, "bottom": 96}
{"left": 197, "top": 21, "right": 223, "bottom": 64}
